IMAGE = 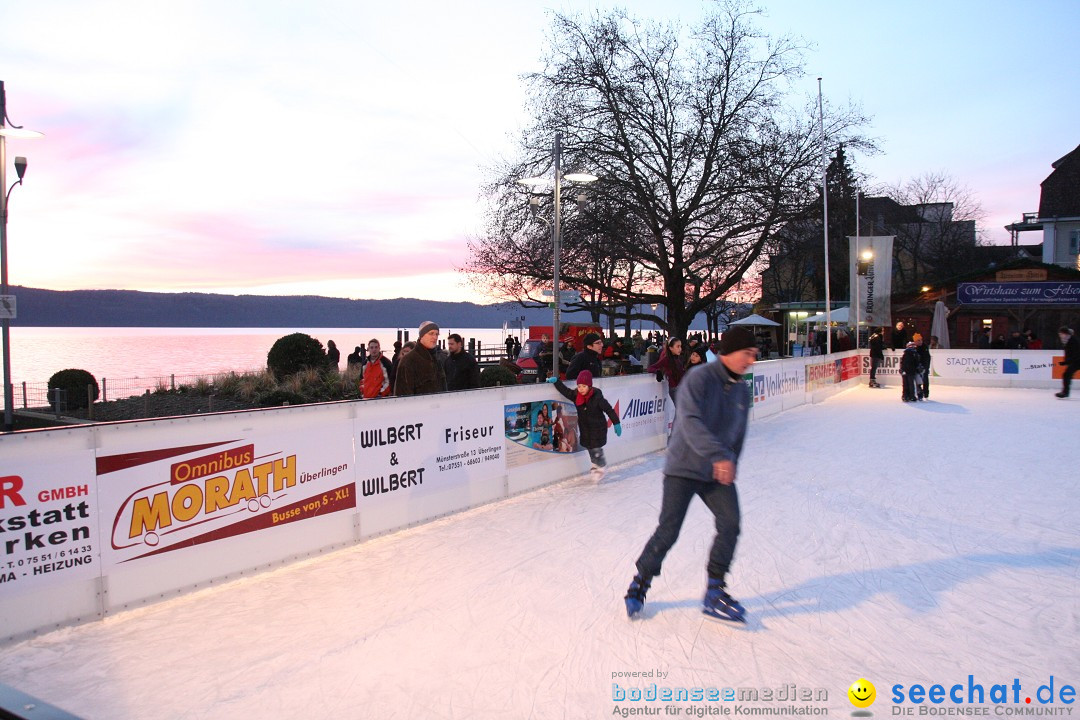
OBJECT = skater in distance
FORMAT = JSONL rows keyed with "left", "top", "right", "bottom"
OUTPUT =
{"left": 624, "top": 326, "right": 758, "bottom": 622}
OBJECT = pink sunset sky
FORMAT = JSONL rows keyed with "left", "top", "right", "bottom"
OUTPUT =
{"left": 2, "top": 0, "right": 1078, "bottom": 303}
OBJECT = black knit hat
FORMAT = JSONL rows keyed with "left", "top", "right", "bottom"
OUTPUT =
{"left": 719, "top": 327, "right": 756, "bottom": 355}
{"left": 583, "top": 332, "right": 603, "bottom": 347}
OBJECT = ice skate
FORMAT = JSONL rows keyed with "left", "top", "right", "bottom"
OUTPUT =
{"left": 1055, "top": 391, "right": 1068, "bottom": 398}
{"left": 624, "top": 574, "right": 651, "bottom": 618}
{"left": 590, "top": 465, "right": 606, "bottom": 483}
{"left": 702, "top": 578, "right": 745, "bottom": 623}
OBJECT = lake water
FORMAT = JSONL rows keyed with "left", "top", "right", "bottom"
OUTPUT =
{"left": 5, "top": 327, "right": 521, "bottom": 390}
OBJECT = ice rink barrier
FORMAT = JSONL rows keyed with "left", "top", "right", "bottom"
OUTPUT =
{"left": 0, "top": 362, "right": 861, "bottom": 644}
{"left": 858, "top": 349, "right": 1072, "bottom": 389}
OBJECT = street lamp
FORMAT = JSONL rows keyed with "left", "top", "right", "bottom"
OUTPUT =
{"left": 854, "top": 247, "right": 873, "bottom": 349}
{"left": 518, "top": 131, "right": 595, "bottom": 379}
{"left": 1, "top": 81, "right": 43, "bottom": 432}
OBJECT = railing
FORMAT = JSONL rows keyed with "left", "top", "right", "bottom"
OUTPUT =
{"left": 4, "top": 370, "right": 264, "bottom": 413}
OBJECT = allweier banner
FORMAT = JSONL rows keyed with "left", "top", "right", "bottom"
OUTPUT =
{"left": 848, "top": 235, "right": 894, "bottom": 329}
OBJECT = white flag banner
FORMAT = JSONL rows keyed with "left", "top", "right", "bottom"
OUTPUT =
{"left": 849, "top": 235, "right": 894, "bottom": 329}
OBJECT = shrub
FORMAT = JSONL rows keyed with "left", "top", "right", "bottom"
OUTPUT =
{"left": 255, "top": 389, "right": 307, "bottom": 408}
{"left": 480, "top": 365, "right": 518, "bottom": 387}
{"left": 267, "top": 333, "right": 327, "bottom": 378}
{"left": 47, "top": 368, "right": 99, "bottom": 410}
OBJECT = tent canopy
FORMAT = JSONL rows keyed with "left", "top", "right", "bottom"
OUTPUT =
{"left": 728, "top": 313, "right": 781, "bottom": 327}
{"left": 804, "top": 306, "right": 850, "bottom": 324}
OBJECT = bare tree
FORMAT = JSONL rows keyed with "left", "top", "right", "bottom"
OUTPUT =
{"left": 465, "top": 1, "right": 868, "bottom": 338}
{"left": 880, "top": 172, "right": 984, "bottom": 290}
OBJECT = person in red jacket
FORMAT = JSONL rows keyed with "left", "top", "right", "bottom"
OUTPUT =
{"left": 360, "top": 339, "right": 393, "bottom": 399}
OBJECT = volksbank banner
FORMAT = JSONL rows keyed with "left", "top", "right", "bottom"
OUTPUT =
{"left": 848, "top": 235, "right": 894, "bottom": 328}
{"left": 956, "top": 282, "right": 1080, "bottom": 305}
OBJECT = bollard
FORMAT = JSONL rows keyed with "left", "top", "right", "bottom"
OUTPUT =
{"left": 21, "top": 382, "right": 26, "bottom": 409}
{"left": 102, "top": 378, "right": 108, "bottom": 402}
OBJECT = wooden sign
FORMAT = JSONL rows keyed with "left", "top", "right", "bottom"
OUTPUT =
{"left": 995, "top": 269, "right": 1047, "bottom": 282}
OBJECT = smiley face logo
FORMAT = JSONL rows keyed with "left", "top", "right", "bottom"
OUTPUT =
{"left": 848, "top": 678, "right": 876, "bottom": 708}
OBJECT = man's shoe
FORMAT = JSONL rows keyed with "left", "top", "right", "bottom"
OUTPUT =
{"left": 1055, "top": 391, "right": 1068, "bottom": 398}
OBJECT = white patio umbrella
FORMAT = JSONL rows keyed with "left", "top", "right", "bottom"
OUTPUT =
{"left": 931, "top": 301, "right": 951, "bottom": 348}
{"left": 804, "top": 306, "right": 851, "bottom": 324}
{"left": 727, "top": 313, "right": 781, "bottom": 327}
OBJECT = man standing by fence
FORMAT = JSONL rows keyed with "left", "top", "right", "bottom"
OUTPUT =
{"left": 395, "top": 322, "right": 445, "bottom": 396}
{"left": 445, "top": 333, "right": 481, "bottom": 391}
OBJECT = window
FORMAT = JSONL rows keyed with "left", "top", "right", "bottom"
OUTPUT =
{"left": 1070, "top": 230, "right": 1080, "bottom": 255}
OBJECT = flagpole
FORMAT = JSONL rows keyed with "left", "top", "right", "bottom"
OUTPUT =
{"left": 855, "top": 189, "right": 860, "bottom": 348}
{"left": 818, "top": 78, "right": 831, "bottom": 355}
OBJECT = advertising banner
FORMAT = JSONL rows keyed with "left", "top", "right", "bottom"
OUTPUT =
{"left": 848, "top": 235, "right": 894, "bottom": 327}
{"left": 862, "top": 350, "right": 1070, "bottom": 382}
{"left": 504, "top": 379, "right": 668, "bottom": 469}
{"left": 805, "top": 360, "right": 838, "bottom": 391}
{"left": 504, "top": 397, "right": 583, "bottom": 468}
{"left": 957, "top": 282, "right": 1080, "bottom": 305}
{"left": 840, "top": 356, "right": 861, "bottom": 382}
{"left": 355, "top": 398, "right": 506, "bottom": 535}
{"left": 749, "top": 364, "right": 805, "bottom": 415}
{"left": 931, "top": 351, "right": 1063, "bottom": 381}
{"left": 0, "top": 435, "right": 99, "bottom": 595}
{"left": 97, "top": 417, "right": 357, "bottom": 569}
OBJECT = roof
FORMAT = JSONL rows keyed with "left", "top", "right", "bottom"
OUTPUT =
{"left": 1038, "top": 143, "right": 1080, "bottom": 218}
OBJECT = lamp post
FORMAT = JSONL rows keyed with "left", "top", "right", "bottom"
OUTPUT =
{"left": 1, "top": 81, "right": 43, "bottom": 432}
{"left": 519, "top": 131, "right": 595, "bottom": 379}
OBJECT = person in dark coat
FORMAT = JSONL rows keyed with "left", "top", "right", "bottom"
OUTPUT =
{"left": 890, "top": 321, "right": 909, "bottom": 351}
{"left": 913, "top": 333, "right": 931, "bottom": 400}
{"left": 868, "top": 328, "right": 885, "bottom": 388}
{"left": 394, "top": 321, "right": 445, "bottom": 396}
{"left": 505, "top": 336, "right": 515, "bottom": 359}
{"left": 566, "top": 332, "right": 604, "bottom": 381}
{"left": 899, "top": 341, "right": 922, "bottom": 402}
{"left": 1005, "top": 330, "right": 1027, "bottom": 350}
{"left": 444, "top": 333, "right": 481, "bottom": 391}
{"left": 647, "top": 337, "right": 685, "bottom": 404}
{"left": 1055, "top": 326, "right": 1080, "bottom": 398}
{"left": 548, "top": 369, "right": 620, "bottom": 482}
{"left": 325, "top": 339, "right": 341, "bottom": 372}
{"left": 346, "top": 346, "right": 363, "bottom": 369}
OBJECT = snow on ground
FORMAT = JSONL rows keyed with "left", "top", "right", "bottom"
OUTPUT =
{"left": 0, "top": 385, "right": 1077, "bottom": 719}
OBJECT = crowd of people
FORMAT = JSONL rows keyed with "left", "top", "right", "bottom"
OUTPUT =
{"left": 316, "top": 322, "right": 483, "bottom": 400}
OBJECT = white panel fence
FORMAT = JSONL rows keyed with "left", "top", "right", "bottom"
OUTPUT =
{"left": 4, "top": 347, "right": 1064, "bottom": 644}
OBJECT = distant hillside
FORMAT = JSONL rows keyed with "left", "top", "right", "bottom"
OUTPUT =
{"left": 7, "top": 286, "right": 644, "bottom": 329}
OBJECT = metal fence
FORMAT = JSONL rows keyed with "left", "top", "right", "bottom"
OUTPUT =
{"left": 4, "top": 369, "right": 265, "bottom": 412}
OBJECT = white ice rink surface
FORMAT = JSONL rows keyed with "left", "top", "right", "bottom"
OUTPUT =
{"left": 0, "top": 385, "right": 1077, "bottom": 719}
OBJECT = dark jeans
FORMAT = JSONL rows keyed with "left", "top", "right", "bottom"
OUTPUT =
{"left": 869, "top": 357, "right": 881, "bottom": 382}
{"left": 635, "top": 474, "right": 740, "bottom": 581}
{"left": 1064, "top": 363, "right": 1080, "bottom": 395}
{"left": 919, "top": 370, "right": 930, "bottom": 398}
